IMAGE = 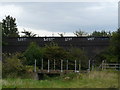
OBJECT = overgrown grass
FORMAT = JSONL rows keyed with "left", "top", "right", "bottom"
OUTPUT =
{"left": 2, "top": 71, "right": 118, "bottom": 88}
{"left": 0, "top": 61, "right": 2, "bottom": 90}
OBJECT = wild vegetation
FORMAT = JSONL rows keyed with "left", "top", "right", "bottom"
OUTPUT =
{"left": 1, "top": 15, "right": 120, "bottom": 88}
{"left": 2, "top": 71, "right": 118, "bottom": 88}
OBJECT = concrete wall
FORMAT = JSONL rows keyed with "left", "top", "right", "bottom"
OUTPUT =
{"left": 3, "top": 37, "right": 110, "bottom": 59}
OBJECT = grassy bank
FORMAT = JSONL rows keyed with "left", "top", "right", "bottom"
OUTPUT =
{"left": 2, "top": 71, "right": 118, "bottom": 88}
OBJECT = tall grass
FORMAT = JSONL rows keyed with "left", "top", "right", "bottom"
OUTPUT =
{"left": 0, "top": 61, "right": 2, "bottom": 90}
{"left": 2, "top": 71, "right": 118, "bottom": 88}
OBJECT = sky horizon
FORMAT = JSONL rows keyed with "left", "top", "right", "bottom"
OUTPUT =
{"left": 0, "top": 2, "right": 118, "bottom": 36}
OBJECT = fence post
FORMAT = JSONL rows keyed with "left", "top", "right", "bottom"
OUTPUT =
{"left": 79, "top": 60, "right": 81, "bottom": 72}
{"left": 61, "top": 60, "right": 63, "bottom": 72}
{"left": 102, "top": 60, "right": 104, "bottom": 70}
{"left": 54, "top": 59, "right": 55, "bottom": 71}
{"left": 34, "top": 59, "right": 36, "bottom": 72}
{"left": 41, "top": 58, "right": 43, "bottom": 70}
{"left": 75, "top": 60, "right": 76, "bottom": 72}
{"left": 48, "top": 59, "right": 50, "bottom": 72}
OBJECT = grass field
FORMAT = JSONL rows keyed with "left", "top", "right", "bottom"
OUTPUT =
{"left": 2, "top": 71, "right": 119, "bottom": 88}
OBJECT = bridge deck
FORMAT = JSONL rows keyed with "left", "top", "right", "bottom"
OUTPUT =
{"left": 38, "top": 70, "right": 87, "bottom": 74}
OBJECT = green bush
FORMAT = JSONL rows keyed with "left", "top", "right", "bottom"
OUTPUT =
{"left": 2, "top": 53, "right": 25, "bottom": 78}
{"left": 24, "top": 42, "right": 44, "bottom": 66}
{"left": 43, "top": 42, "right": 68, "bottom": 69}
{"left": 68, "top": 47, "right": 88, "bottom": 69}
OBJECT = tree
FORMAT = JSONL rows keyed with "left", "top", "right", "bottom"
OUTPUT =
{"left": 58, "top": 32, "right": 65, "bottom": 37}
{"left": 2, "top": 53, "right": 24, "bottom": 78}
{"left": 110, "top": 29, "right": 120, "bottom": 62}
{"left": 74, "top": 29, "right": 87, "bottom": 37}
{"left": 21, "top": 29, "right": 37, "bottom": 37}
{"left": 44, "top": 42, "right": 68, "bottom": 69}
{"left": 23, "top": 42, "right": 44, "bottom": 66}
{"left": 94, "top": 29, "right": 120, "bottom": 63}
{"left": 91, "top": 30, "right": 112, "bottom": 37}
{"left": 68, "top": 47, "right": 88, "bottom": 69}
{"left": 2, "top": 15, "right": 19, "bottom": 37}
{"left": 44, "top": 42, "right": 68, "bottom": 60}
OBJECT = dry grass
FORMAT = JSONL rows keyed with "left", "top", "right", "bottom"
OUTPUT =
{"left": 2, "top": 71, "right": 119, "bottom": 88}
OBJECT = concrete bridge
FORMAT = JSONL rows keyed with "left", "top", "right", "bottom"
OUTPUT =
{"left": 3, "top": 36, "right": 110, "bottom": 59}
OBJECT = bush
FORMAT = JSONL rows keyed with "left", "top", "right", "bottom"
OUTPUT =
{"left": 68, "top": 47, "right": 88, "bottom": 69}
{"left": 2, "top": 53, "right": 25, "bottom": 78}
{"left": 43, "top": 42, "right": 68, "bottom": 69}
{"left": 24, "top": 42, "right": 44, "bottom": 66}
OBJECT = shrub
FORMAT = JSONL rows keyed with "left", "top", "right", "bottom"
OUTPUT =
{"left": 2, "top": 53, "right": 25, "bottom": 78}
{"left": 23, "top": 42, "right": 44, "bottom": 66}
{"left": 68, "top": 47, "right": 88, "bottom": 69}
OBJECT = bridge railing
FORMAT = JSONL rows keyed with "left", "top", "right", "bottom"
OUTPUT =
{"left": 34, "top": 59, "right": 91, "bottom": 73}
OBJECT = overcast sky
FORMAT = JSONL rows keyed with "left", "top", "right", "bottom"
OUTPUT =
{"left": 0, "top": 2, "right": 118, "bottom": 36}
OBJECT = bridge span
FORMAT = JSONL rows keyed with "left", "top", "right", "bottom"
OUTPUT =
{"left": 3, "top": 36, "right": 110, "bottom": 59}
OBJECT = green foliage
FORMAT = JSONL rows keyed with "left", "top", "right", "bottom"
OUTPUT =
{"left": 2, "top": 53, "right": 25, "bottom": 78}
{"left": 44, "top": 42, "right": 68, "bottom": 60}
{"left": 21, "top": 29, "right": 37, "bottom": 37}
{"left": 93, "top": 29, "right": 119, "bottom": 63}
{"left": 95, "top": 48, "right": 118, "bottom": 64}
{"left": 62, "top": 73, "right": 79, "bottom": 81}
{"left": 43, "top": 42, "right": 68, "bottom": 69}
{"left": 2, "top": 71, "right": 118, "bottom": 88}
{"left": 2, "top": 15, "right": 19, "bottom": 37}
{"left": 110, "top": 29, "right": 120, "bottom": 62}
{"left": 24, "top": 42, "right": 44, "bottom": 65}
{"left": 68, "top": 47, "right": 88, "bottom": 69}
{"left": 2, "top": 53, "right": 39, "bottom": 79}
{"left": 91, "top": 30, "right": 112, "bottom": 37}
{"left": 0, "top": 61, "right": 2, "bottom": 79}
{"left": 73, "top": 29, "right": 87, "bottom": 36}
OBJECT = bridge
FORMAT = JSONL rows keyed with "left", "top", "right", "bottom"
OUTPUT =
{"left": 34, "top": 59, "right": 90, "bottom": 74}
{"left": 3, "top": 36, "right": 110, "bottom": 59}
{"left": 33, "top": 59, "right": 90, "bottom": 80}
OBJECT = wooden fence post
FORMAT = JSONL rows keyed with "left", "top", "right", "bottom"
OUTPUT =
{"left": 102, "top": 60, "right": 104, "bottom": 70}
{"left": 79, "top": 60, "right": 81, "bottom": 72}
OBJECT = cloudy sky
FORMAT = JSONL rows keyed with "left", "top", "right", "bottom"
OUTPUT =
{"left": 0, "top": 2, "right": 118, "bottom": 36}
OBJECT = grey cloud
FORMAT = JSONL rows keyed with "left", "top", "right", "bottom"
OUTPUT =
{"left": 1, "top": 2, "right": 118, "bottom": 33}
